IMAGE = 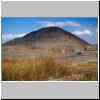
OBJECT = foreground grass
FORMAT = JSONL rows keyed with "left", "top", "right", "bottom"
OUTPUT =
{"left": 2, "top": 58, "right": 98, "bottom": 81}
{"left": 74, "top": 61, "right": 98, "bottom": 81}
{"left": 2, "top": 58, "right": 72, "bottom": 81}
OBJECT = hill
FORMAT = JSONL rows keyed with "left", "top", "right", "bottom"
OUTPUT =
{"left": 3, "top": 27, "right": 90, "bottom": 53}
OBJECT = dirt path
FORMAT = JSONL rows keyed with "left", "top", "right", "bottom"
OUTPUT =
{"left": 2, "top": 53, "right": 48, "bottom": 58}
{"left": 2, "top": 52, "right": 98, "bottom": 65}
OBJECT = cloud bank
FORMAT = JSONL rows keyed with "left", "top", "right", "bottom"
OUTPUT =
{"left": 73, "top": 30, "right": 92, "bottom": 36}
{"left": 2, "top": 33, "right": 26, "bottom": 43}
{"left": 37, "top": 21, "right": 80, "bottom": 27}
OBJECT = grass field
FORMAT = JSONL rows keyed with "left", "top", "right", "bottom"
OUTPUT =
{"left": 73, "top": 61, "right": 98, "bottom": 81}
{"left": 2, "top": 57, "right": 98, "bottom": 81}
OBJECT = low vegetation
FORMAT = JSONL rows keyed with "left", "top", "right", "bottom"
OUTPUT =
{"left": 2, "top": 57, "right": 71, "bottom": 81}
{"left": 75, "top": 61, "right": 98, "bottom": 81}
{"left": 2, "top": 57, "right": 98, "bottom": 81}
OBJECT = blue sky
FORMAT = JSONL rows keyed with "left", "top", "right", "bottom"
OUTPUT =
{"left": 2, "top": 18, "right": 98, "bottom": 44}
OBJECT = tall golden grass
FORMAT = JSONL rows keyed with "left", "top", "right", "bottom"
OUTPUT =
{"left": 2, "top": 57, "right": 74, "bottom": 81}
{"left": 2, "top": 57, "right": 98, "bottom": 81}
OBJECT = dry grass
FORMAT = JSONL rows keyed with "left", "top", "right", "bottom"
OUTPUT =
{"left": 2, "top": 57, "right": 73, "bottom": 81}
{"left": 75, "top": 61, "right": 98, "bottom": 81}
{"left": 2, "top": 57, "right": 98, "bottom": 81}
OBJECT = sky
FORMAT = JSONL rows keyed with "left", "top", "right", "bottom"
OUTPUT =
{"left": 2, "top": 18, "right": 98, "bottom": 44}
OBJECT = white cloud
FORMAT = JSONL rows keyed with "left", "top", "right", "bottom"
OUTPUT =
{"left": 37, "top": 21, "right": 65, "bottom": 27}
{"left": 73, "top": 30, "right": 92, "bottom": 36}
{"left": 65, "top": 21, "right": 80, "bottom": 26}
{"left": 37, "top": 21, "right": 80, "bottom": 27}
{"left": 2, "top": 33, "right": 26, "bottom": 43}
